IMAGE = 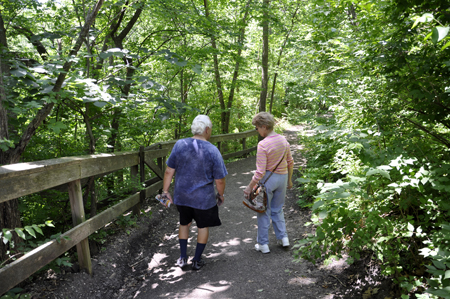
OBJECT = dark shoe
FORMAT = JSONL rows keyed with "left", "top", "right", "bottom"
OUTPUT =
{"left": 191, "top": 259, "right": 205, "bottom": 271}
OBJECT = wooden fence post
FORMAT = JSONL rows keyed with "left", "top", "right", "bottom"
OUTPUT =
{"left": 68, "top": 179, "right": 92, "bottom": 275}
{"left": 139, "top": 146, "right": 145, "bottom": 209}
{"left": 157, "top": 145, "right": 164, "bottom": 194}
{"left": 131, "top": 165, "right": 139, "bottom": 216}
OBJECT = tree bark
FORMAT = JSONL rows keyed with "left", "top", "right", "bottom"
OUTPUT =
{"left": 12, "top": 26, "right": 49, "bottom": 61}
{"left": 203, "top": 0, "right": 226, "bottom": 133}
{"left": 259, "top": 0, "right": 270, "bottom": 112}
{"left": 269, "top": 4, "right": 299, "bottom": 113}
{"left": 224, "top": 0, "right": 252, "bottom": 133}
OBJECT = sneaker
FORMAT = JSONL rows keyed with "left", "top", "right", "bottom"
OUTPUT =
{"left": 278, "top": 237, "right": 290, "bottom": 248}
{"left": 176, "top": 257, "right": 188, "bottom": 268}
{"left": 191, "top": 259, "right": 205, "bottom": 271}
{"left": 255, "top": 243, "right": 270, "bottom": 253}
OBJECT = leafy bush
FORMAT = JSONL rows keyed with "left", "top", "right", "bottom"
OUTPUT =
{"left": 294, "top": 115, "right": 450, "bottom": 298}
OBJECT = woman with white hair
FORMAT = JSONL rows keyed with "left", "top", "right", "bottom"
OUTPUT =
{"left": 162, "top": 115, "right": 227, "bottom": 270}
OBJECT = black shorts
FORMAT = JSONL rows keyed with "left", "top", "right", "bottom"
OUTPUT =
{"left": 176, "top": 205, "right": 221, "bottom": 228}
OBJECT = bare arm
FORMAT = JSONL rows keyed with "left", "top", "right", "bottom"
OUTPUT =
{"left": 287, "top": 165, "right": 294, "bottom": 190}
{"left": 215, "top": 177, "right": 226, "bottom": 203}
{"left": 162, "top": 166, "right": 175, "bottom": 203}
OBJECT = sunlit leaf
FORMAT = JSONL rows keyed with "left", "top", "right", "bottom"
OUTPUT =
{"left": 11, "top": 68, "right": 27, "bottom": 77}
{"left": 32, "top": 224, "right": 44, "bottom": 236}
{"left": 15, "top": 228, "right": 26, "bottom": 240}
{"left": 45, "top": 220, "right": 55, "bottom": 227}
{"left": 432, "top": 27, "right": 449, "bottom": 44}
{"left": 3, "top": 230, "right": 12, "bottom": 243}
{"left": 24, "top": 226, "right": 36, "bottom": 238}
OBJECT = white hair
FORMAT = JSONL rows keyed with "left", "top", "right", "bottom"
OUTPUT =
{"left": 191, "top": 115, "right": 212, "bottom": 135}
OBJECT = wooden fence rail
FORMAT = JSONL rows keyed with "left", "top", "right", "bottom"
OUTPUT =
{"left": 0, "top": 129, "right": 258, "bottom": 295}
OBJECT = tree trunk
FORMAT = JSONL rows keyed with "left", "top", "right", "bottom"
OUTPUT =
{"left": 203, "top": 0, "right": 226, "bottom": 133}
{"left": 224, "top": 0, "right": 252, "bottom": 133}
{"left": 269, "top": 4, "right": 299, "bottom": 113}
{"left": 259, "top": 0, "right": 270, "bottom": 112}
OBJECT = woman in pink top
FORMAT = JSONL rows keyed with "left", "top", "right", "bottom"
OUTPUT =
{"left": 243, "top": 112, "right": 294, "bottom": 254}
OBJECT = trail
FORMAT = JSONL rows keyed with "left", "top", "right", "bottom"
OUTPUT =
{"left": 26, "top": 125, "right": 391, "bottom": 299}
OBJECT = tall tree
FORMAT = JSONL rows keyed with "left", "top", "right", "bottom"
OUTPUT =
{"left": 259, "top": 0, "right": 270, "bottom": 112}
{"left": 269, "top": 2, "right": 299, "bottom": 113}
{"left": 0, "top": 0, "right": 105, "bottom": 261}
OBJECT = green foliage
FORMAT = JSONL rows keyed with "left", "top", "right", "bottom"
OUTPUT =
{"left": 0, "top": 287, "right": 31, "bottom": 299}
{"left": 420, "top": 224, "right": 450, "bottom": 298}
{"left": 294, "top": 112, "right": 450, "bottom": 297}
{"left": 116, "top": 214, "right": 137, "bottom": 228}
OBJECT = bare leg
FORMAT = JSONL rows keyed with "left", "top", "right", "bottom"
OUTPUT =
{"left": 197, "top": 227, "right": 209, "bottom": 244}
{"left": 179, "top": 223, "right": 191, "bottom": 239}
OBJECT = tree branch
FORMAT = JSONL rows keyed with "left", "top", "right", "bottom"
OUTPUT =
{"left": 8, "top": 0, "right": 105, "bottom": 163}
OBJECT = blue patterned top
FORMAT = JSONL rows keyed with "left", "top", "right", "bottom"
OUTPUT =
{"left": 167, "top": 138, "right": 228, "bottom": 210}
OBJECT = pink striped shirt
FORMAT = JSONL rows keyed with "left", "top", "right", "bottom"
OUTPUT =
{"left": 252, "top": 134, "right": 294, "bottom": 182}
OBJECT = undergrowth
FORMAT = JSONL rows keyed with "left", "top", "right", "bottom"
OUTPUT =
{"left": 292, "top": 113, "right": 450, "bottom": 299}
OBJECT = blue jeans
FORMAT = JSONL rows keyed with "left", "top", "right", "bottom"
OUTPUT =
{"left": 257, "top": 171, "right": 288, "bottom": 245}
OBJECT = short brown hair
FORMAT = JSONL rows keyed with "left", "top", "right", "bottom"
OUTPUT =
{"left": 252, "top": 112, "right": 275, "bottom": 130}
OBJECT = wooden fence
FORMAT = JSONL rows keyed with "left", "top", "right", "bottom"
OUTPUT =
{"left": 0, "top": 129, "right": 258, "bottom": 295}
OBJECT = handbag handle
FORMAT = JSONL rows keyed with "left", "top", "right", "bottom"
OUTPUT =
{"left": 262, "top": 145, "right": 288, "bottom": 185}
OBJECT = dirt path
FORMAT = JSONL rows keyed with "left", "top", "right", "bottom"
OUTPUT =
{"left": 25, "top": 125, "right": 392, "bottom": 299}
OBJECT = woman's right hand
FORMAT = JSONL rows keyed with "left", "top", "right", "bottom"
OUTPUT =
{"left": 287, "top": 180, "right": 293, "bottom": 190}
{"left": 243, "top": 185, "right": 252, "bottom": 199}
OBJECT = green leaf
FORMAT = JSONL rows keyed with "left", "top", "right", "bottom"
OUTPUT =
{"left": 432, "top": 27, "right": 449, "bottom": 44}
{"left": 296, "top": 178, "right": 311, "bottom": 183}
{"left": 442, "top": 40, "right": 450, "bottom": 51}
{"left": 24, "top": 226, "right": 36, "bottom": 238}
{"left": 32, "top": 224, "right": 44, "bottom": 236}
{"left": 10, "top": 68, "right": 27, "bottom": 77}
{"left": 94, "top": 101, "right": 108, "bottom": 108}
{"left": 407, "top": 222, "right": 414, "bottom": 232}
{"left": 47, "top": 120, "right": 67, "bottom": 134}
{"left": 99, "top": 48, "right": 127, "bottom": 59}
{"left": 15, "top": 228, "right": 26, "bottom": 240}
{"left": 3, "top": 230, "right": 12, "bottom": 244}
{"left": 412, "top": 13, "right": 434, "bottom": 29}
{"left": 445, "top": 270, "right": 450, "bottom": 279}
{"left": 432, "top": 259, "right": 446, "bottom": 270}
{"left": 312, "top": 200, "right": 324, "bottom": 211}
{"left": 366, "top": 168, "right": 391, "bottom": 180}
{"left": 192, "top": 64, "right": 202, "bottom": 74}
{"left": 424, "top": 32, "right": 433, "bottom": 41}
{"left": 45, "top": 220, "right": 55, "bottom": 227}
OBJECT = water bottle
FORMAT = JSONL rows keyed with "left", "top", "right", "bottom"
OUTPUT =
{"left": 156, "top": 194, "right": 171, "bottom": 207}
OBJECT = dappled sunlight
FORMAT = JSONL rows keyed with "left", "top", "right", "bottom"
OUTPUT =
{"left": 147, "top": 253, "right": 168, "bottom": 272}
{"left": 170, "top": 281, "right": 231, "bottom": 299}
{"left": 146, "top": 252, "right": 188, "bottom": 285}
{"left": 288, "top": 276, "right": 318, "bottom": 286}
{"left": 1, "top": 162, "right": 44, "bottom": 172}
{"left": 159, "top": 266, "right": 186, "bottom": 283}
